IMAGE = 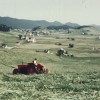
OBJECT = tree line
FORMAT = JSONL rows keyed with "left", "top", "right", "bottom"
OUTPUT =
{"left": 0, "top": 24, "right": 11, "bottom": 32}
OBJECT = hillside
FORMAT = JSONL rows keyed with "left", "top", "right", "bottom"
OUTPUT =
{"left": 0, "top": 16, "right": 82, "bottom": 29}
{"left": 0, "top": 29, "right": 100, "bottom": 100}
{"left": 0, "top": 17, "right": 63, "bottom": 29}
{"left": 65, "top": 22, "right": 80, "bottom": 28}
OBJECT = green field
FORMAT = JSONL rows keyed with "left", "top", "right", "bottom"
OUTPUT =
{"left": 0, "top": 29, "right": 100, "bottom": 100}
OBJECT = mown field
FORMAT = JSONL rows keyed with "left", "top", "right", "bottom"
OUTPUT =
{"left": 0, "top": 28, "right": 100, "bottom": 100}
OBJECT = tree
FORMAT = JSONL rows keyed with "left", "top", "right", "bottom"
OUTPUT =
{"left": 0, "top": 24, "right": 10, "bottom": 32}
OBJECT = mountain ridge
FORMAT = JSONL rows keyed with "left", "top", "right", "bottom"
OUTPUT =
{"left": 0, "top": 16, "right": 81, "bottom": 29}
{"left": 1, "top": 16, "right": 99, "bottom": 29}
{"left": 0, "top": 16, "right": 63, "bottom": 29}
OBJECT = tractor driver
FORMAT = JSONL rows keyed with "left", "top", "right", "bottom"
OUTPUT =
{"left": 32, "top": 58, "right": 39, "bottom": 73}
{"left": 33, "top": 58, "right": 37, "bottom": 65}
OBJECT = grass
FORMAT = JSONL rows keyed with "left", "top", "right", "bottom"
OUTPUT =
{"left": 0, "top": 31, "right": 20, "bottom": 46}
{"left": 0, "top": 29, "right": 100, "bottom": 100}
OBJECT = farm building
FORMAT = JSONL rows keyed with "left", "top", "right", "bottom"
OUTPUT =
{"left": 25, "top": 32, "right": 36, "bottom": 43}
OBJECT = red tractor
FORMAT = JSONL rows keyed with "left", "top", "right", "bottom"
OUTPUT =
{"left": 13, "top": 63, "right": 49, "bottom": 75}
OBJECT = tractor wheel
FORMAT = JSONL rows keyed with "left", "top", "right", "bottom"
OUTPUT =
{"left": 13, "top": 69, "right": 19, "bottom": 74}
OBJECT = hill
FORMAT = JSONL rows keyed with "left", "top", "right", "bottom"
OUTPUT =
{"left": 91, "top": 24, "right": 100, "bottom": 31}
{"left": 65, "top": 22, "right": 80, "bottom": 28}
{"left": 0, "top": 17, "right": 81, "bottom": 29}
{"left": 0, "top": 17, "right": 63, "bottom": 29}
{"left": 46, "top": 22, "right": 80, "bottom": 30}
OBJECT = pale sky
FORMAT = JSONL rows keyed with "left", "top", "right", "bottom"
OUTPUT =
{"left": 0, "top": 0, "right": 100, "bottom": 25}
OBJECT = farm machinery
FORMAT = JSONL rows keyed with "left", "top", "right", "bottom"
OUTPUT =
{"left": 13, "top": 62, "right": 49, "bottom": 75}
